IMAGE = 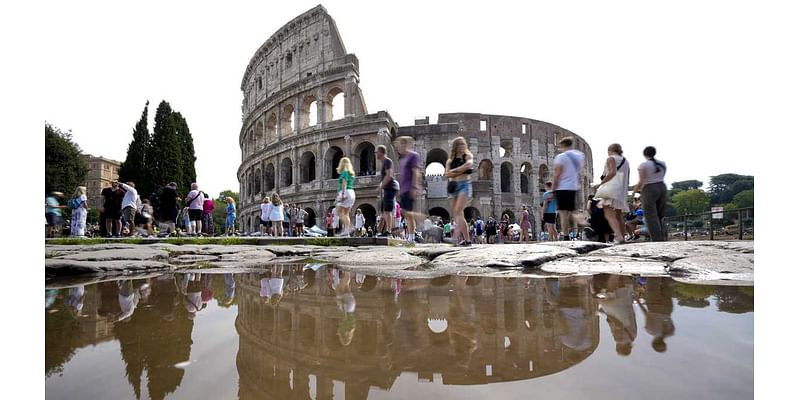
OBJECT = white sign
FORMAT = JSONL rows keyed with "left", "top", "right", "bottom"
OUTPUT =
{"left": 480, "top": 197, "right": 492, "bottom": 205}
{"left": 712, "top": 207, "right": 724, "bottom": 219}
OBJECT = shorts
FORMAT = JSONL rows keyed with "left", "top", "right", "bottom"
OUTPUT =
{"left": 543, "top": 213, "right": 557, "bottom": 224}
{"left": 448, "top": 180, "right": 473, "bottom": 199}
{"left": 260, "top": 219, "right": 270, "bottom": 226}
{"left": 555, "top": 190, "right": 577, "bottom": 211}
{"left": 399, "top": 191, "right": 414, "bottom": 211}
{"left": 122, "top": 206, "right": 136, "bottom": 224}
{"left": 381, "top": 188, "right": 397, "bottom": 212}
{"left": 337, "top": 189, "right": 356, "bottom": 209}
{"left": 104, "top": 207, "right": 121, "bottom": 219}
{"left": 46, "top": 213, "right": 63, "bottom": 227}
{"left": 189, "top": 209, "right": 203, "bottom": 221}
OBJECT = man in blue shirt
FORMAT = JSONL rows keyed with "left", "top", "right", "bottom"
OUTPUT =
{"left": 45, "top": 192, "right": 65, "bottom": 238}
{"left": 540, "top": 182, "right": 558, "bottom": 241}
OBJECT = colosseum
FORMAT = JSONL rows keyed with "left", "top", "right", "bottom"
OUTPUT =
{"left": 237, "top": 5, "right": 594, "bottom": 234}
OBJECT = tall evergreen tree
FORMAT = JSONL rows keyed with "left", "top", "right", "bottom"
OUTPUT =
{"left": 172, "top": 111, "right": 197, "bottom": 190}
{"left": 45, "top": 122, "right": 89, "bottom": 196}
{"left": 149, "top": 101, "right": 184, "bottom": 193}
{"left": 118, "top": 101, "right": 152, "bottom": 194}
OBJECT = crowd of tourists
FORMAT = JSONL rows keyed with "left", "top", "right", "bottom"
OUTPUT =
{"left": 46, "top": 135, "right": 667, "bottom": 245}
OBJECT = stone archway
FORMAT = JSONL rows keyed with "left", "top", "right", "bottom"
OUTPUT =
{"left": 539, "top": 164, "right": 549, "bottom": 193}
{"left": 464, "top": 206, "right": 481, "bottom": 221}
{"left": 353, "top": 142, "right": 376, "bottom": 176}
{"left": 265, "top": 163, "right": 275, "bottom": 192}
{"left": 325, "top": 146, "right": 344, "bottom": 179}
{"left": 428, "top": 207, "right": 450, "bottom": 222}
{"left": 502, "top": 209, "right": 516, "bottom": 223}
{"left": 501, "top": 162, "right": 514, "bottom": 193}
{"left": 280, "top": 158, "right": 293, "bottom": 187}
{"left": 304, "top": 207, "right": 317, "bottom": 227}
{"left": 478, "top": 159, "right": 493, "bottom": 180}
{"left": 520, "top": 162, "right": 533, "bottom": 194}
{"left": 300, "top": 151, "right": 316, "bottom": 183}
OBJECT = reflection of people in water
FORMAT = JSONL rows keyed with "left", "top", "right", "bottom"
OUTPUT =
{"left": 221, "top": 273, "right": 236, "bottom": 306}
{"left": 448, "top": 275, "right": 481, "bottom": 370}
{"left": 640, "top": 278, "right": 675, "bottom": 353}
{"left": 259, "top": 266, "right": 285, "bottom": 307}
{"left": 328, "top": 268, "right": 357, "bottom": 346}
{"left": 180, "top": 273, "right": 206, "bottom": 320}
{"left": 117, "top": 280, "right": 151, "bottom": 322}
{"left": 548, "top": 276, "right": 595, "bottom": 353}
{"left": 596, "top": 275, "right": 638, "bottom": 356}
{"left": 64, "top": 285, "right": 85, "bottom": 317}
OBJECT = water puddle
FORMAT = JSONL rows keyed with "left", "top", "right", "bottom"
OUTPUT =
{"left": 45, "top": 265, "right": 753, "bottom": 399}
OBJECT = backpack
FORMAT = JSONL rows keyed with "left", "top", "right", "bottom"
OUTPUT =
{"left": 68, "top": 197, "right": 82, "bottom": 210}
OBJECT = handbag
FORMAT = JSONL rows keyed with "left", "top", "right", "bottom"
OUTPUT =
{"left": 447, "top": 181, "right": 457, "bottom": 194}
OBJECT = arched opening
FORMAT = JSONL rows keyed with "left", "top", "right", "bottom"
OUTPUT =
{"left": 327, "top": 87, "right": 344, "bottom": 121}
{"left": 309, "top": 101, "right": 318, "bottom": 127}
{"left": 254, "top": 121, "right": 264, "bottom": 151}
{"left": 247, "top": 130, "right": 253, "bottom": 155}
{"left": 300, "top": 151, "right": 316, "bottom": 183}
{"left": 520, "top": 162, "right": 533, "bottom": 194}
{"left": 281, "top": 103, "right": 295, "bottom": 135}
{"left": 499, "top": 139, "right": 513, "bottom": 157}
{"left": 300, "top": 95, "right": 317, "bottom": 129}
{"left": 355, "top": 204, "right": 377, "bottom": 229}
{"left": 353, "top": 142, "right": 376, "bottom": 176}
{"left": 254, "top": 168, "right": 262, "bottom": 196}
{"left": 502, "top": 209, "right": 516, "bottom": 223}
{"left": 425, "top": 148, "right": 448, "bottom": 177}
{"left": 464, "top": 207, "right": 481, "bottom": 221}
{"left": 501, "top": 162, "right": 514, "bottom": 193}
{"left": 428, "top": 207, "right": 450, "bottom": 222}
{"left": 304, "top": 207, "right": 317, "bottom": 227}
{"left": 267, "top": 113, "right": 277, "bottom": 143}
{"left": 280, "top": 158, "right": 293, "bottom": 187}
{"left": 325, "top": 146, "right": 344, "bottom": 179}
{"left": 478, "top": 159, "right": 493, "bottom": 180}
{"left": 265, "top": 163, "right": 275, "bottom": 192}
{"left": 538, "top": 164, "right": 549, "bottom": 193}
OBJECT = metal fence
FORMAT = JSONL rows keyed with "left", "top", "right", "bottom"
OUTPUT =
{"left": 665, "top": 207, "right": 754, "bottom": 241}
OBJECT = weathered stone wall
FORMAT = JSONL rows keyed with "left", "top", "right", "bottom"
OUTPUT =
{"left": 237, "top": 6, "right": 594, "bottom": 234}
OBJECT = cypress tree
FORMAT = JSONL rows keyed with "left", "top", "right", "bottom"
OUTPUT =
{"left": 149, "top": 101, "right": 184, "bottom": 193}
{"left": 118, "top": 101, "right": 151, "bottom": 194}
{"left": 172, "top": 111, "right": 197, "bottom": 190}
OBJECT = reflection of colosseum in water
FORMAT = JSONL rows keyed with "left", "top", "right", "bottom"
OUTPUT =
{"left": 237, "top": 5, "right": 594, "bottom": 232}
{"left": 234, "top": 268, "right": 599, "bottom": 399}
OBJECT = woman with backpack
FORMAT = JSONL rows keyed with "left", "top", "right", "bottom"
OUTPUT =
{"left": 69, "top": 186, "right": 89, "bottom": 237}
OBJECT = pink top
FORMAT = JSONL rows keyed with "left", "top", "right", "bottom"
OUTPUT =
{"left": 395, "top": 202, "right": 401, "bottom": 219}
{"left": 203, "top": 199, "right": 215, "bottom": 214}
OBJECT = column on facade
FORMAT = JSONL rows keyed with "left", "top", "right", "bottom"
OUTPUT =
{"left": 294, "top": 96, "right": 302, "bottom": 135}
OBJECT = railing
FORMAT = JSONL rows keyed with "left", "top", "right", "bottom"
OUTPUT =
{"left": 664, "top": 207, "right": 754, "bottom": 241}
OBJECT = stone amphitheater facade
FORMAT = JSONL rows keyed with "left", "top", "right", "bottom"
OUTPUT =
{"left": 238, "top": 5, "right": 594, "bottom": 234}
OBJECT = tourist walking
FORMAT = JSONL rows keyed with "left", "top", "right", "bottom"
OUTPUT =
{"left": 117, "top": 181, "right": 139, "bottom": 237}
{"left": 69, "top": 186, "right": 89, "bottom": 237}
{"left": 294, "top": 206, "right": 307, "bottom": 237}
{"left": 354, "top": 208, "right": 365, "bottom": 237}
{"left": 445, "top": 137, "right": 474, "bottom": 246}
{"left": 260, "top": 197, "right": 272, "bottom": 235}
{"left": 593, "top": 143, "right": 630, "bottom": 244}
{"left": 541, "top": 182, "right": 558, "bottom": 241}
{"left": 633, "top": 146, "right": 668, "bottom": 242}
{"left": 45, "top": 191, "right": 65, "bottom": 238}
{"left": 185, "top": 183, "right": 205, "bottom": 235}
{"left": 100, "top": 182, "right": 123, "bottom": 237}
{"left": 202, "top": 193, "right": 215, "bottom": 236}
{"left": 551, "top": 137, "right": 585, "bottom": 241}
{"left": 376, "top": 145, "right": 396, "bottom": 237}
{"left": 486, "top": 217, "right": 497, "bottom": 244}
{"left": 225, "top": 196, "right": 237, "bottom": 236}
{"left": 475, "top": 217, "right": 484, "bottom": 244}
{"left": 158, "top": 182, "right": 180, "bottom": 236}
{"left": 395, "top": 136, "right": 423, "bottom": 242}
{"left": 270, "top": 193, "right": 284, "bottom": 237}
{"left": 335, "top": 157, "right": 356, "bottom": 237}
{"left": 519, "top": 206, "right": 532, "bottom": 242}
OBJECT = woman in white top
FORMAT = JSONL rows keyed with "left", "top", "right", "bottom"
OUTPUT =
{"left": 594, "top": 143, "right": 630, "bottom": 244}
{"left": 633, "top": 146, "right": 668, "bottom": 241}
{"left": 354, "top": 208, "right": 365, "bottom": 237}
{"left": 260, "top": 197, "right": 272, "bottom": 235}
{"left": 269, "top": 193, "right": 284, "bottom": 237}
{"left": 70, "top": 186, "right": 89, "bottom": 237}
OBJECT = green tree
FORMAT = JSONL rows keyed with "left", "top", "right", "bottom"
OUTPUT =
{"left": 671, "top": 180, "right": 703, "bottom": 191}
{"left": 148, "top": 101, "right": 184, "bottom": 192}
{"left": 118, "top": 101, "right": 152, "bottom": 194}
{"left": 172, "top": 111, "right": 197, "bottom": 190}
{"left": 732, "top": 189, "right": 754, "bottom": 209}
{"left": 709, "top": 173, "right": 754, "bottom": 205}
{"left": 672, "top": 189, "right": 710, "bottom": 215}
{"left": 45, "top": 123, "right": 89, "bottom": 196}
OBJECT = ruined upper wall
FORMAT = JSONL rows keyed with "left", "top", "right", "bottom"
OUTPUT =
{"left": 240, "top": 5, "right": 349, "bottom": 94}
